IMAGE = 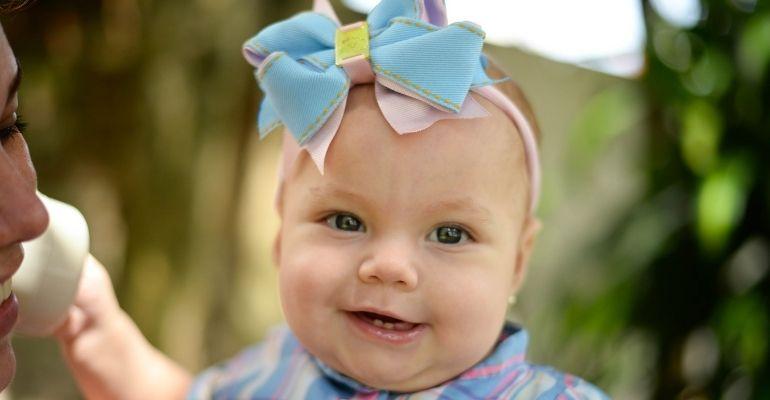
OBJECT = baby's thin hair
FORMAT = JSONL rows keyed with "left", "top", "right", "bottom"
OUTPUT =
{"left": 482, "top": 56, "right": 541, "bottom": 219}
{"left": 483, "top": 56, "right": 542, "bottom": 145}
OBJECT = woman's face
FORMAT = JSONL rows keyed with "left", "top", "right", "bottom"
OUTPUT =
{"left": 0, "top": 24, "right": 49, "bottom": 391}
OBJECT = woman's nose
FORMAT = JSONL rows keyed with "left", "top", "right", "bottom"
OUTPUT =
{"left": 0, "top": 158, "right": 49, "bottom": 246}
{"left": 357, "top": 240, "right": 419, "bottom": 290}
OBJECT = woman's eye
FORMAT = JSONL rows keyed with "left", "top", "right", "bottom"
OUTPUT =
{"left": 325, "top": 213, "right": 365, "bottom": 232}
{"left": 428, "top": 225, "right": 470, "bottom": 245}
{"left": 0, "top": 125, "right": 19, "bottom": 141}
{"left": 0, "top": 115, "right": 26, "bottom": 141}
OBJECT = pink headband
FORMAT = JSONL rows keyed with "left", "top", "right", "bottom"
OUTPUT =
{"left": 271, "top": 0, "right": 541, "bottom": 215}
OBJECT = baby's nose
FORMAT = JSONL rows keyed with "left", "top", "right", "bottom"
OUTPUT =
{"left": 357, "top": 241, "right": 418, "bottom": 290}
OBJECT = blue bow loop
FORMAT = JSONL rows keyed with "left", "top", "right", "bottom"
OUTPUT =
{"left": 244, "top": 12, "right": 337, "bottom": 66}
{"left": 257, "top": 96, "right": 280, "bottom": 140}
{"left": 258, "top": 52, "right": 350, "bottom": 144}
{"left": 366, "top": 0, "right": 423, "bottom": 31}
{"left": 370, "top": 19, "right": 486, "bottom": 112}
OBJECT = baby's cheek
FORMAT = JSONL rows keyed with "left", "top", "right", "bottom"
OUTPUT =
{"left": 279, "top": 244, "right": 347, "bottom": 319}
{"left": 428, "top": 272, "right": 509, "bottom": 366}
{"left": 279, "top": 242, "right": 352, "bottom": 364}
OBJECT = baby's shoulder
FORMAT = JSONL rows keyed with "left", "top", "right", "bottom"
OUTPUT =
{"left": 491, "top": 363, "right": 609, "bottom": 400}
{"left": 186, "top": 325, "right": 306, "bottom": 399}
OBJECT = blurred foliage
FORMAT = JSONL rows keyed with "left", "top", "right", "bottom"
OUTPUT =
{"left": 558, "top": 0, "right": 770, "bottom": 398}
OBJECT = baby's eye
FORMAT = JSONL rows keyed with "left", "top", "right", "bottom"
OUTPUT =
{"left": 428, "top": 225, "right": 470, "bottom": 245}
{"left": 325, "top": 213, "right": 365, "bottom": 232}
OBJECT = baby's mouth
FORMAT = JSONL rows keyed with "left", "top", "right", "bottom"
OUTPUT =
{"left": 350, "top": 311, "right": 419, "bottom": 332}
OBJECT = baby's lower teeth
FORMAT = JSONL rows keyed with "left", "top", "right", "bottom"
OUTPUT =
{"left": 373, "top": 319, "right": 384, "bottom": 327}
{"left": 383, "top": 322, "right": 394, "bottom": 329}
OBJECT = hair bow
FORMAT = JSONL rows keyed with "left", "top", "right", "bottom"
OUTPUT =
{"left": 243, "top": 0, "right": 505, "bottom": 172}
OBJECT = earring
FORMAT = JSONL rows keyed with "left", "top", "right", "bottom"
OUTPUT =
{"left": 507, "top": 294, "right": 517, "bottom": 306}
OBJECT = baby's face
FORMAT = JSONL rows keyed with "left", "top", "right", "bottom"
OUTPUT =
{"left": 277, "top": 85, "right": 536, "bottom": 392}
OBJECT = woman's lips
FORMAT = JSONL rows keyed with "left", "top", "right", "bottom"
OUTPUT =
{"left": 346, "top": 311, "right": 426, "bottom": 345}
{"left": 0, "top": 244, "right": 23, "bottom": 338}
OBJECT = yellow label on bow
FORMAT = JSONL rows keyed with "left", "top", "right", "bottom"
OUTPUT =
{"left": 335, "top": 22, "right": 370, "bottom": 65}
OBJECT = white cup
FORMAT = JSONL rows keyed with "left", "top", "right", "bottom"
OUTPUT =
{"left": 13, "top": 192, "right": 89, "bottom": 336}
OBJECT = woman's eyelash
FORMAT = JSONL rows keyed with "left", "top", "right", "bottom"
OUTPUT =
{"left": 15, "top": 115, "right": 26, "bottom": 132}
{"left": 0, "top": 115, "right": 26, "bottom": 140}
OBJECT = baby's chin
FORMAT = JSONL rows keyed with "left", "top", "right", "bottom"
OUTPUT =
{"left": 340, "top": 360, "right": 458, "bottom": 393}
{"left": 314, "top": 342, "right": 462, "bottom": 393}
{"left": 351, "top": 370, "right": 443, "bottom": 393}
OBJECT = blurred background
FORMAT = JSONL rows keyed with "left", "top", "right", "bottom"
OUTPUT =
{"left": 1, "top": 0, "right": 768, "bottom": 398}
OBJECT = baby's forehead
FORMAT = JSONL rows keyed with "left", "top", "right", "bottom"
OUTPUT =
{"left": 285, "top": 84, "right": 530, "bottom": 220}
{"left": 330, "top": 85, "right": 526, "bottom": 177}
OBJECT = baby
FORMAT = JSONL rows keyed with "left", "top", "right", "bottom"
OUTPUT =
{"left": 55, "top": 0, "right": 610, "bottom": 398}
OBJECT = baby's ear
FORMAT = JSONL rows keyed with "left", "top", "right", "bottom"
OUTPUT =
{"left": 512, "top": 216, "right": 542, "bottom": 292}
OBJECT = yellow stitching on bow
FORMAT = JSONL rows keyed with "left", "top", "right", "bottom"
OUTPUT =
{"left": 372, "top": 63, "right": 460, "bottom": 111}
{"left": 258, "top": 53, "right": 285, "bottom": 81}
{"left": 298, "top": 81, "right": 350, "bottom": 142}
{"left": 260, "top": 121, "right": 284, "bottom": 137}
{"left": 389, "top": 18, "right": 485, "bottom": 39}
{"left": 335, "top": 22, "right": 370, "bottom": 66}
{"left": 453, "top": 22, "right": 485, "bottom": 39}
{"left": 307, "top": 55, "right": 329, "bottom": 69}
{"left": 390, "top": 18, "right": 437, "bottom": 32}
{"left": 252, "top": 43, "right": 270, "bottom": 55}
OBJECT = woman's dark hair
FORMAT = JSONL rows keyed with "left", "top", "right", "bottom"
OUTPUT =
{"left": 0, "top": 0, "right": 32, "bottom": 15}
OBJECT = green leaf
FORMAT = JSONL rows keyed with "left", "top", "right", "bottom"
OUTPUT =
{"left": 682, "top": 47, "right": 733, "bottom": 98}
{"left": 680, "top": 99, "right": 722, "bottom": 175}
{"left": 738, "top": 13, "right": 770, "bottom": 83}
{"left": 716, "top": 294, "right": 769, "bottom": 371}
{"left": 695, "top": 156, "right": 751, "bottom": 253}
{"left": 569, "top": 84, "right": 644, "bottom": 170}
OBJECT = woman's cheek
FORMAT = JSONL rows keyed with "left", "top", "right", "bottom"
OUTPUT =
{"left": 4, "top": 134, "right": 37, "bottom": 188}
